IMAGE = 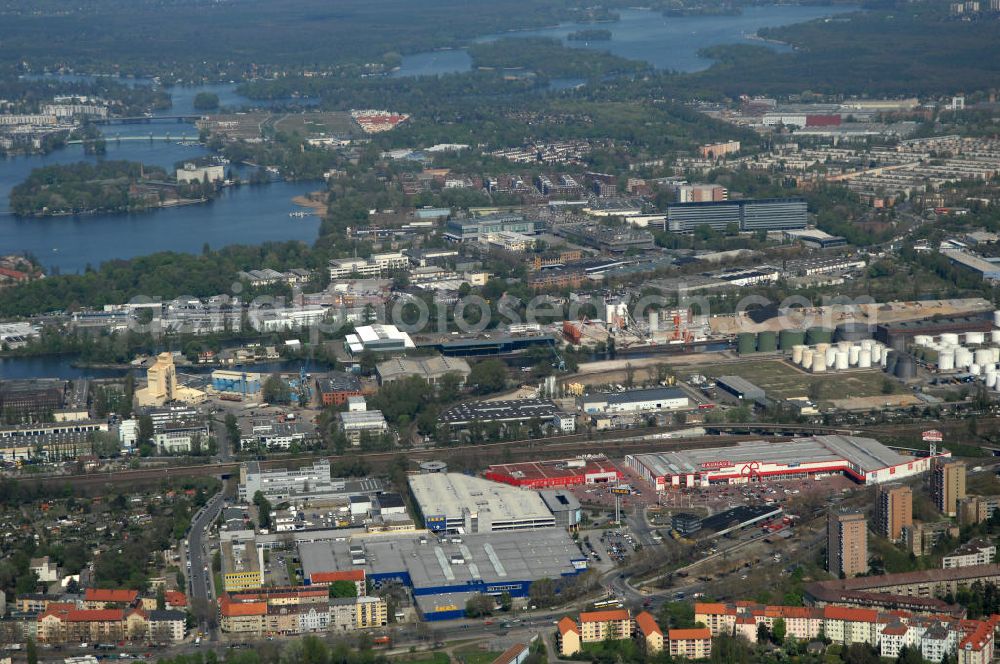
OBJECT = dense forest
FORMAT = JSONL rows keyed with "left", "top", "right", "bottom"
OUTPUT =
{"left": 9, "top": 161, "right": 169, "bottom": 216}
{"left": 0, "top": 0, "right": 596, "bottom": 78}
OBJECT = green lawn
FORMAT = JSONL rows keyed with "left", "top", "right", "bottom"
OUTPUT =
{"left": 390, "top": 654, "right": 450, "bottom": 664}
{"left": 455, "top": 647, "right": 503, "bottom": 664}
{"left": 696, "top": 359, "right": 904, "bottom": 403}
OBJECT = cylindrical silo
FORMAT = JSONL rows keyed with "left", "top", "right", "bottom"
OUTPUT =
{"left": 967, "top": 331, "right": 985, "bottom": 345}
{"left": 987, "top": 372, "right": 998, "bottom": 389}
{"left": 941, "top": 333, "right": 960, "bottom": 346}
{"left": 956, "top": 347, "right": 974, "bottom": 369}
{"left": 913, "top": 335, "right": 933, "bottom": 347}
{"left": 801, "top": 349, "right": 814, "bottom": 370}
{"left": 939, "top": 349, "right": 955, "bottom": 372}
{"left": 993, "top": 310, "right": 1000, "bottom": 327}
{"left": 812, "top": 355, "right": 827, "bottom": 373}
{"left": 835, "top": 351, "right": 849, "bottom": 370}
{"left": 849, "top": 346, "right": 861, "bottom": 365}
{"left": 780, "top": 329, "right": 806, "bottom": 350}
{"left": 807, "top": 327, "right": 833, "bottom": 346}
{"left": 895, "top": 355, "right": 916, "bottom": 380}
{"left": 738, "top": 333, "right": 757, "bottom": 355}
{"left": 975, "top": 349, "right": 993, "bottom": 367}
{"left": 836, "top": 323, "right": 872, "bottom": 343}
{"left": 991, "top": 330, "right": 1000, "bottom": 344}
{"left": 757, "top": 331, "right": 778, "bottom": 353}
{"left": 971, "top": 363, "right": 982, "bottom": 376}
{"left": 884, "top": 350, "right": 897, "bottom": 372}
{"left": 815, "top": 342, "right": 831, "bottom": 355}
{"left": 872, "top": 344, "right": 884, "bottom": 363}
{"left": 792, "top": 345, "right": 806, "bottom": 364}
{"left": 825, "top": 347, "right": 837, "bottom": 367}
{"left": 992, "top": 348, "right": 1000, "bottom": 364}
{"left": 859, "top": 349, "right": 873, "bottom": 368}
{"left": 837, "top": 340, "right": 852, "bottom": 352}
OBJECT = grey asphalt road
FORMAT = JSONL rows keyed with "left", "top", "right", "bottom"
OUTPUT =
{"left": 187, "top": 486, "right": 227, "bottom": 639}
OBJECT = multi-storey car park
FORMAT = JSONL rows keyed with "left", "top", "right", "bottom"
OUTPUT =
{"left": 626, "top": 435, "right": 946, "bottom": 490}
{"left": 483, "top": 455, "right": 623, "bottom": 489}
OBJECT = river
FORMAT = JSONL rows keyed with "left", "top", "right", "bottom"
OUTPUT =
{"left": 0, "top": 81, "right": 322, "bottom": 274}
{"left": 394, "top": 5, "right": 853, "bottom": 77}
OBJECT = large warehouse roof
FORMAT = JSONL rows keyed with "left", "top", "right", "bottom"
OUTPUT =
{"left": 632, "top": 435, "right": 909, "bottom": 477}
{"left": 408, "top": 472, "right": 552, "bottom": 522}
{"left": 300, "top": 530, "right": 585, "bottom": 590}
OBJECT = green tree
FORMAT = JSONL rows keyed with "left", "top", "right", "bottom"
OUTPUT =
{"left": 224, "top": 413, "right": 241, "bottom": 453}
{"left": 328, "top": 580, "right": 358, "bottom": 598}
{"left": 468, "top": 359, "right": 508, "bottom": 395}
{"left": 253, "top": 490, "right": 272, "bottom": 530}
{"left": 771, "top": 617, "right": 786, "bottom": 645}
{"left": 263, "top": 373, "right": 292, "bottom": 404}
{"left": 27, "top": 638, "right": 37, "bottom": 664}
{"left": 193, "top": 92, "right": 220, "bottom": 110}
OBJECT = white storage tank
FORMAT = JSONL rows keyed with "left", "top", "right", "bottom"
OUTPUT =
{"left": 825, "top": 347, "right": 837, "bottom": 367}
{"left": 987, "top": 372, "right": 998, "bottom": 389}
{"left": 956, "top": 347, "right": 974, "bottom": 369}
{"left": 837, "top": 341, "right": 852, "bottom": 352}
{"left": 849, "top": 346, "right": 861, "bottom": 365}
{"left": 975, "top": 349, "right": 993, "bottom": 367}
{"left": 971, "top": 363, "right": 982, "bottom": 376}
{"left": 859, "top": 349, "right": 873, "bottom": 368}
{"left": 967, "top": 331, "right": 986, "bottom": 345}
{"left": 860, "top": 339, "right": 875, "bottom": 351}
{"left": 812, "top": 355, "right": 827, "bottom": 373}
{"left": 941, "top": 333, "right": 960, "bottom": 346}
{"left": 994, "top": 310, "right": 1000, "bottom": 328}
{"left": 835, "top": 351, "right": 849, "bottom": 370}
{"left": 815, "top": 342, "right": 831, "bottom": 356}
{"left": 939, "top": 349, "right": 956, "bottom": 372}
{"left": 991, "top": 330, "right": 1000, "bottom": 344}
{"left": 792, "top": 345, "right": 806, "bottom": 364}
{"left": 992, "top": 348, "right": 1000, "bottom": 364}
{"left": 801, "top": 349, "right": 814, "bottom": 370}
{"left": 872, "top": 344, "right": 884, "bottom": 363}
{"left": 913, "top": 335, "right": 933, "bottom": 347}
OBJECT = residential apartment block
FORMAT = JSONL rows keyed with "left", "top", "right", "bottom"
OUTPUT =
{"left": 219, "top": 587, "right": 387, "bottom": 636}
{"left": 876, "top": 484, "right": 913, "bottom": 543}
{"left": 558, "top": 610, "right": 666, "bottom": 657}
{"left": 695, "top": 602, "right": 999, "bottom": 663}
{"left": 828, "top": 510, "right": 868, "bottom": 578}
{"left": 933, "top": 459, "right": 967, "bottom": 516}
{"left": 943, "top": 539, "right": 996, "bottom": 569}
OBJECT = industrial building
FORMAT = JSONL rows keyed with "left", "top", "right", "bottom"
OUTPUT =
{"left": 444, "top": 214, "right": 538, "bottom": 243}
{"left": 940, "top": 248, "right": 1000, "bottom": 282}
{"left": 328, "top": 252, "right": 409, "bottom": 279}
{"left": 315, "top": 372, "right": 363, "bottom": 406}
{"left": 343, "top": 324, "right": 415, "bottom": 355}
{"left": 484, "top": 455, "right": 622, "bottom": 489}
{"left": 539, "top": 490, "right": 583, "bottom": 528}
{"left": 626, "top": 435, "right": 942, "bottom": 490}
{"left": 714, "top": 376, "right": 766, "bottom": 405}
{"left": 238, "top": 460, "right": 383, "bottom": 503}
{"left": 408, "top": 472, "right": 556, "bottom": 533}
{"left": 438, "top": 399, "right": 563, "bottom": 429}
{"left": 666, "top": 198, "right": 807, "bottom": 233}
{"left": 298, "top": 529, "right": 587, "bottom": 620}
{"left": 211, "top": 370, "right": 262, "bottom": 399}
{"left": 578, "top": 387, "right": 689, "bottom": 414}
{"left": 376, "top": 355, "right": 471, "bottom": 386}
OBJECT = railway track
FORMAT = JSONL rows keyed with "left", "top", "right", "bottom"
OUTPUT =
{"left": 10, "top": 417, "right": 985, "bottom": 491}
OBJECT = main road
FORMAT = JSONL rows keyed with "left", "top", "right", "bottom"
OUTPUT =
{"left": 186, "top": 485, "right": 228, "bottom": 640}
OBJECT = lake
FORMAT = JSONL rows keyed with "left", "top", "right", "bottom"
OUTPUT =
{"left": 0, "top": 82, "right": 322, "bottom": 274}
{"left": 395, "top": 5, "right": 853, "bottom": 77}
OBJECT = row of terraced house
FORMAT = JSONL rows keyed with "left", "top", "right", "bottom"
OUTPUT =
{"left": 695, "top": 602, "right": 1000, "bottom": 664}
{"left": 218, "top": 576, "right": 387, "bottom": 637}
